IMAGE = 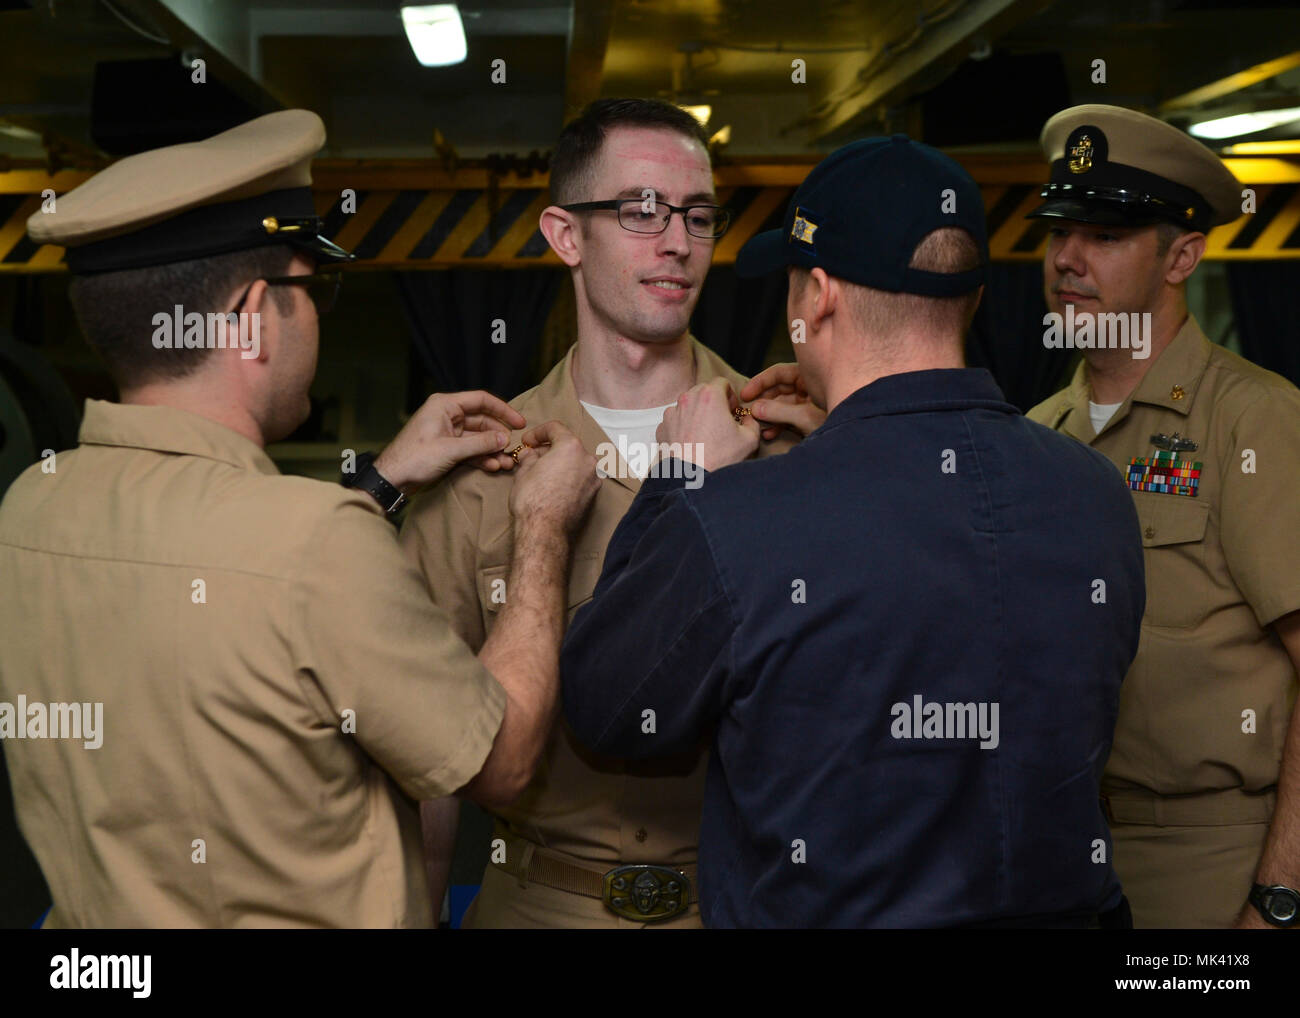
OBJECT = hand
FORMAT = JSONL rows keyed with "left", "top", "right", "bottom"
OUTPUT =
{"left": 739, "top": 362, "right": 826, "bottom": 440}
{"left": 657, "top": 378, "right": 759, "bottom": 474}
{"left": 373, "top": 391, "right": 525, "bottom": 491}
{"left": 508, "top": 420, "right": 600, "bottom": 539}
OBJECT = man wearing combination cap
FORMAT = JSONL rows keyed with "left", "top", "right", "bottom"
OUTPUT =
{"left": 562, "top": 135, "right": 1145, "bottom": 927}
{"left": 0, "top": 109, "right": 600, "bottom": 926}
{"left": 1025, "top": 104, "right": 1300, "bottom": 929}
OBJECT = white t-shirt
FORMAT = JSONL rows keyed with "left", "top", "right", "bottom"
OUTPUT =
{"left": 1089, "top": 400, "right": 1123, "bottom": 436}
{"left": 580, "top": 400, "right": 674, "bottom": 479}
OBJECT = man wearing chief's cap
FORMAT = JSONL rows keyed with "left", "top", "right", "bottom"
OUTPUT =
{"left": 0, "top": 109, "right": 600, "bottom": 926}
{"left": 1025, "top": 104, "right": 1300, "bottom": 929}
{"left": 561, "top": 135, "right": 1144, "bottom": 926}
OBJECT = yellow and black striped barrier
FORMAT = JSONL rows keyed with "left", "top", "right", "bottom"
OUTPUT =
{"left": 2, "top": 158, "right": 1298, "bottom": 272}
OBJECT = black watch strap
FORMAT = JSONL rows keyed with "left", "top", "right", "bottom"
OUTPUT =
{"left": 341, "top": 451, "right": 407, "bottom": 517}
{"left": 1249, "top": 883, "right": 1300, "bottom": 927}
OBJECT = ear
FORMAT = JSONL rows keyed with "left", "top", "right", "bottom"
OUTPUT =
{"left": 241, "top": 278, "right": 268, "bottom": 316}
{"left": 539, "top": 206, "right": 582, "bottom": 267}
{"left": 239, "top": 279, "right": 272, "bottom": 364}
{"left": 1165, "top": 230, "right": 1206, "bottom": 286}
{"left": 809, "top": 266, "right": 838, "bottom": 330}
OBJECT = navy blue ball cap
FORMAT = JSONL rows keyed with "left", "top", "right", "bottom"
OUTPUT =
{"left": 736, "top": 134, "right": 988, "bottom": 296}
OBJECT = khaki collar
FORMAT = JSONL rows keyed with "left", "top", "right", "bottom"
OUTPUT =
{"left": 1046, "top": 315, "right": 1213, "bottom": 442}
{"left": 529, "top": 335, "right": 743, "bottom": 495}
{"left": 77, "top": 399, "right": 280, "bottom": 476}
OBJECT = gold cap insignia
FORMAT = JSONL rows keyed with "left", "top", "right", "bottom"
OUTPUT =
{"left": 1068, "top": 134, "right": 1094, "bottom": 174}
{"left": 790, "top": 207, "right": 819, "bottom": 246}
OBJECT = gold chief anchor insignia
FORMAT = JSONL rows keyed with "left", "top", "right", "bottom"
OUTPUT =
{"left": 1068, "top": 134, "right": 1094, "bottom": 174}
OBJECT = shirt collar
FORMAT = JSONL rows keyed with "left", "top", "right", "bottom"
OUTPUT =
{"left": 77, "top": 399, "right": 281, "bottom": 476}
{"left": 535, "top": 335, "right": 744, "bottom": 495}
{"left": 1127, "top": 315, "right": 1213, "bottom": 416}
{"left": 813, "top": 368, "right": 1018, "bottom": 438}
{"left": 1042, "top": 315, "right": 1213, "bottom": 440}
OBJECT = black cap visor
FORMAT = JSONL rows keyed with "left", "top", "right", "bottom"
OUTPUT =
{"left": 284, "top": 231, "right": 355, "bottom": 266}
{"left": 1025, "top": 197, "right": 1162, "bottom": 228}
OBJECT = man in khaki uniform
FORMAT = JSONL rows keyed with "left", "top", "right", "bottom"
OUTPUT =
{"left": 401, "top": 98, "right": 800, "bottom": 928}
{"left": 1025, "top": 105, "right": 1300, "bottom": 928}
{"left": 0, "top": 110, "right": 599, "bottom": 927}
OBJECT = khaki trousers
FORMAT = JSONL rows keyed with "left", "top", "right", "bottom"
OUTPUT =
{"left": 1106, "top": 788, "right": 1273, "bottom": 928}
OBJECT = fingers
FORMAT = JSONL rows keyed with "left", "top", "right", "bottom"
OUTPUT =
{"left": 461, "top": 413, "right": 514, "bottom": 437}
{"left": 465, "top": 428, "right": 509, "bottom": 456}
{"left": 442, "top": 390, "right": 526, "bottom": 432}
{"left": 710, "top": 376, "right": 740, "bottom": 411}
{"left": 518, "top": 420, "right": 577, "bottom": 449}
{"left": 739, "top": 363, "right": 802, "bottom": 401}
{"left": 751, "top": 397, "right": 824, "bottom": 437}
{"left": 442, "top": 429, "right": 511, "bottom": 473}
{"left": 467, "top": 451, "right": 517, "bottom": 473}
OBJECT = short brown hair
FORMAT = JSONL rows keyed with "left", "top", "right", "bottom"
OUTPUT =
{"left": 549, "top": 98, "right": 712, "bottom": 206}
{"left": 68, "top": 244, "right": 296, "bottom": 390}
{"left": 794, "top": 228, "right": 983, "bottom": 341}
{"left": 1154, "top": 220, "right": 1191, "bottom": 256}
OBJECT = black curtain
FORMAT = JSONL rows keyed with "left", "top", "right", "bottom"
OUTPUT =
{"left": 690, "top": 265, "right": 789, "bottom": 377}
{"left": 967, "top": 262, "right": 1076, "bottom": 413}
{"left": 397, "top": 268, "right": 564, "bottom": 406}
{"left": 1226, "top": 262, "right": 1300, "bottom": 387}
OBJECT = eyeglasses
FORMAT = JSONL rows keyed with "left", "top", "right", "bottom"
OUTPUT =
{"left": 231, "top": 271, "right": 343, "bottom": 316}
{"left": 560, "top": 199, "right": 732, "bottom": 239}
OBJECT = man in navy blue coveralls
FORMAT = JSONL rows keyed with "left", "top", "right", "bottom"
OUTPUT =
{"left": 561, "top": 136, "right": 1145, "bottom": 928}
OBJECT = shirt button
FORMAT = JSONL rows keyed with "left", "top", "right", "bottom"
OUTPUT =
{"left": 1170, "top": 385, "right": 1185, "bottom": 400}
{"left": 635, "top": 828, "right": 648, "bottom": 843}
{"left": 1144, "top": 526, "right": 1155, "bottom": 540}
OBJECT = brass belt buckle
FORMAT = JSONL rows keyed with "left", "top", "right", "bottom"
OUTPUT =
{"left": 602, "top": 864, "right": 691, "bottom": 922}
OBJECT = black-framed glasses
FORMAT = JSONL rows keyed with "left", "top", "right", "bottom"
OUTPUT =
{"left": 231, "top": 271, "right": 343, "bottom": 316}
{"left": 560, "top": 199, "right": 732, "bottom": 239}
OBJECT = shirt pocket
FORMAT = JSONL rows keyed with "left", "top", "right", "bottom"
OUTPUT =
{"left": 476, "top": 551, "right": 604, "bottom": 628}
{"left": 1134, "top": 492, "right": 1210, "bottom": 629}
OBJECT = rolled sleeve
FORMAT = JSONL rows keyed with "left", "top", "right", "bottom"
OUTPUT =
{"left": 562, "top": 469, "right": 734, "bottom": 759}
{"left": 294, "top": 493, "right": 505, "bottom": 801}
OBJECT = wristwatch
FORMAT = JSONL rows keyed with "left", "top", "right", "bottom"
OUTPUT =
{"left": 1249, "top": 883, "right": 1300, "bottom": 927}
{"left": 340, "top": 451, "right": 407, "bottom": 517}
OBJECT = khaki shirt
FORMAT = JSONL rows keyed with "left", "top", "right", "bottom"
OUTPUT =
{"left": 1028, "top": 316, "right": 1300, "bottom": 798}
{"left": 0, "top": 400, "right": 505, "bottom": 928}
{"left": 401, "top": 339, "right": 794, "bottom": 881}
